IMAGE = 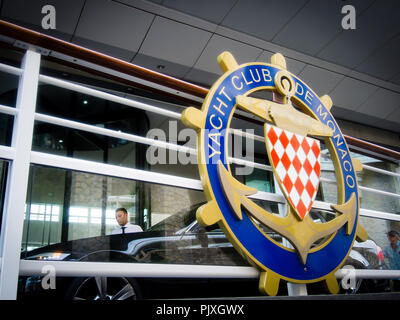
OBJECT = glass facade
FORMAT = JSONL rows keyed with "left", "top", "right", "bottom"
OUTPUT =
{"left": 22, "top": 165, "right": 208, "bottom": 256}
{"left": 32, "top": 83, "right": 149, "bottom": 170}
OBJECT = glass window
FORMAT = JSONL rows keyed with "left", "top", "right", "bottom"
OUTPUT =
{"left": 24, "top": 166, "right": 241, "bottom": 264}
{"left": 22, "top": 165, "right": 259, "bottom": 266}
{"left": 23, "top": 165, "right": 141, "bottom": 250}
{"left": 0, "top": 113, "right": 13, "bottom": 147}
{"left": 352, "top": 152, "right": 400, "bottom": 215}
{"left": 32, "top": 121, "right": 141, "bottom": 169}
{"left": 0, "top": 160, "right": 9, "bottom": 235}
{"left": 358, "top": 216, "right": 400, "bottom": 272}
{"left": 32, "top": 83, "right": 150, "bottom": 170}
{"left": 0, "top": 68, "right": 16, "bottom": 147}
{"left": 317, "top": 146, "right": 400, "bottom": 215}
{"left": 244, "top": 167, "right": 274, "bottom": 193}
{"left": 0, "top": 46, "right": 23, "bottom": 109}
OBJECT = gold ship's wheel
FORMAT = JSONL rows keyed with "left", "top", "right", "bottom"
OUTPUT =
{"left": 182, "top": 52, "right": 367, "bottom": 295}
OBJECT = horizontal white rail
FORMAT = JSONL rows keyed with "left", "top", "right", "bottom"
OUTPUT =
{"left": 363, "top": 164, "right": 400, "bottom": 178}
{"left": 34, "top": 111, "right": 400, "bottom": 189}
{"left": 359, "top": 185, "right": 400, "bottom": 199}
{"left": 0, "top": 145, "right": 15, "bottom": 160}
{"left": 34, "top": 111, "right": 271, "bottom": 171}
{"left": 35, "top": 112, "right": 195, "bottom": 155}
{"left": 335, "top": 269, "right": 400, "bottom": 280}
{"left": 320, "top": 177, "right": 400, "bottom": 200}
{"left": 0, "top": 62, "right": 22, "bottom": 76}
{"left": 0, "top": 104, "right": 17, "bottom": 116}
{"left": 38, "top": 74, "right": 182, "bottom": 120}
{"left": 19, "top": 260, "right": 260, "bottom": 279}
{"left": 356, "top": 207, "right": 400, "bottom": 222}
{"left": 29, "top": 150, "right": 284, "bottom": 204}
{"left": 319, "top": 149, "right": 400, "bottom": 179}
{"left": 30, "top": 150, "right": 203, "bottom": 191}
{"left": 18, "top": 260, "right": 400, "bottom": 281}
{"left": 229, "top": 128, "right": 265, "bottom": 143}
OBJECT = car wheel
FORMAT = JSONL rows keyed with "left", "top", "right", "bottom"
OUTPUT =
{"left": 65, "top": 277, "right": 141, "bottom": 300}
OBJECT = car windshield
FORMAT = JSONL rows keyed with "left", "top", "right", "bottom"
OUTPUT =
{"left": 148, "top": 203, "right": 201, "bottom": 233}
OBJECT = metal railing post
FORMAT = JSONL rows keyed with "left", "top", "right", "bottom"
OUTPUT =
{"left": 0, "top": 49, "right": 40, "bottom": 299}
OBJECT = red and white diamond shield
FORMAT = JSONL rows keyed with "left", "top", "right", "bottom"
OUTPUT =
{"left": 265, "top": 124, "right": 321, "bottom": 220}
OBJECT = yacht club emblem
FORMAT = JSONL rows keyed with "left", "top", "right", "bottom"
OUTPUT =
{"left": 181, "top": 52, "right": 368, "bottom": 295}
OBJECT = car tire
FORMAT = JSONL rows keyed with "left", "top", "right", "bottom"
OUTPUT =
{"left": 64, "top": 276, "right": 142, "bottom": 300}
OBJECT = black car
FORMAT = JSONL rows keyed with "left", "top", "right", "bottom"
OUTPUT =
{"left": 18, "top": 204, "right": 385, "bottom": 300}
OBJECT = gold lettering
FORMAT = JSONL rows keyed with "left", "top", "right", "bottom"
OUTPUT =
{"left": 346, "top": 175, "right": 355, "bottom": 188}
{"left": 232, "top": 75, "right": 243, "bottom": 90}
{"left": 241, "top": 72, "right": 253, "bottom": 85}
{"left": 208, "top": 144, "right": 221, "bottom": 159}
{"left": 327, "top": 120, "right": 336, "bottom": 132}
{"left": 295, "top": 82, "right": 304, "bottom": 96}
{"left": 219, "top": 86, "right": 232, "bottom": 102}
{"left": 305, "top": 90, "right": 313, "bottom": 105}
{"left": 208, "top": 132, "right": 221, "bottom": 147}
{"left": 249, "top": 69, "right": 261, "bottom": 82}
{"left": 213, "top": 97, "right": 228, "bottom": 116}
{"left": 209, "top": 114, "right": 223, "bottom": 130}
{"left": 333, "top": 134, "right": 343, "bottom": 147}
{"left": 339, "top": 148, "right": 348, "bottom": 160}
{"left": 262, "top": 68, "right": 272, "bottom": 82}
{"left": 316, "top": 104, "right": 328, "bottom": 121}
{"left": 343, "top": 160, "right": 352, "bottom": 172}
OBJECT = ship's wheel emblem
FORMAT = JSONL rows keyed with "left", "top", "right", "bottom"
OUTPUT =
{"left": 182, "top": 52, "right": 368, "bottom": 295}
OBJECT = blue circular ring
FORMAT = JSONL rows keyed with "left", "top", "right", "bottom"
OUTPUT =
{"left": 203, "top": 63, "right": 359, "bottom": 281}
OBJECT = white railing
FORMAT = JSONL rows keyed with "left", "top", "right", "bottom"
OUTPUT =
{"left": 18, "top": 260, "right": 400, "bottom": 281}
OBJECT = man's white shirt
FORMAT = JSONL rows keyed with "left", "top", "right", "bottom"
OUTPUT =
{"left": 111, "top": 223, "right": 143, "bottom": 235}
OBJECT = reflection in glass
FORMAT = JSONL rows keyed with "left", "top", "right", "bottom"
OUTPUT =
{"left": 32, "top": 83, "right": 149, "bottom": 170}
{"left": 359, "top": 215, "right": 400, "bottom": 271}
{"left": 318, "top": 145, "right": 400, "bottom": 214}
{"left": 23, "top": 165, "right": 141, "bottom": 250}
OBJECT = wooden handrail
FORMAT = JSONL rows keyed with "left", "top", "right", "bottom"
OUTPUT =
{"left": 343, "top": 135, "right": 400, "bottom": 161}
{"left": 0, "top": 19, "right": 399, "bottom": 161}
{"left": 0, "top": 20, "right": 208, "bottom": 98}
